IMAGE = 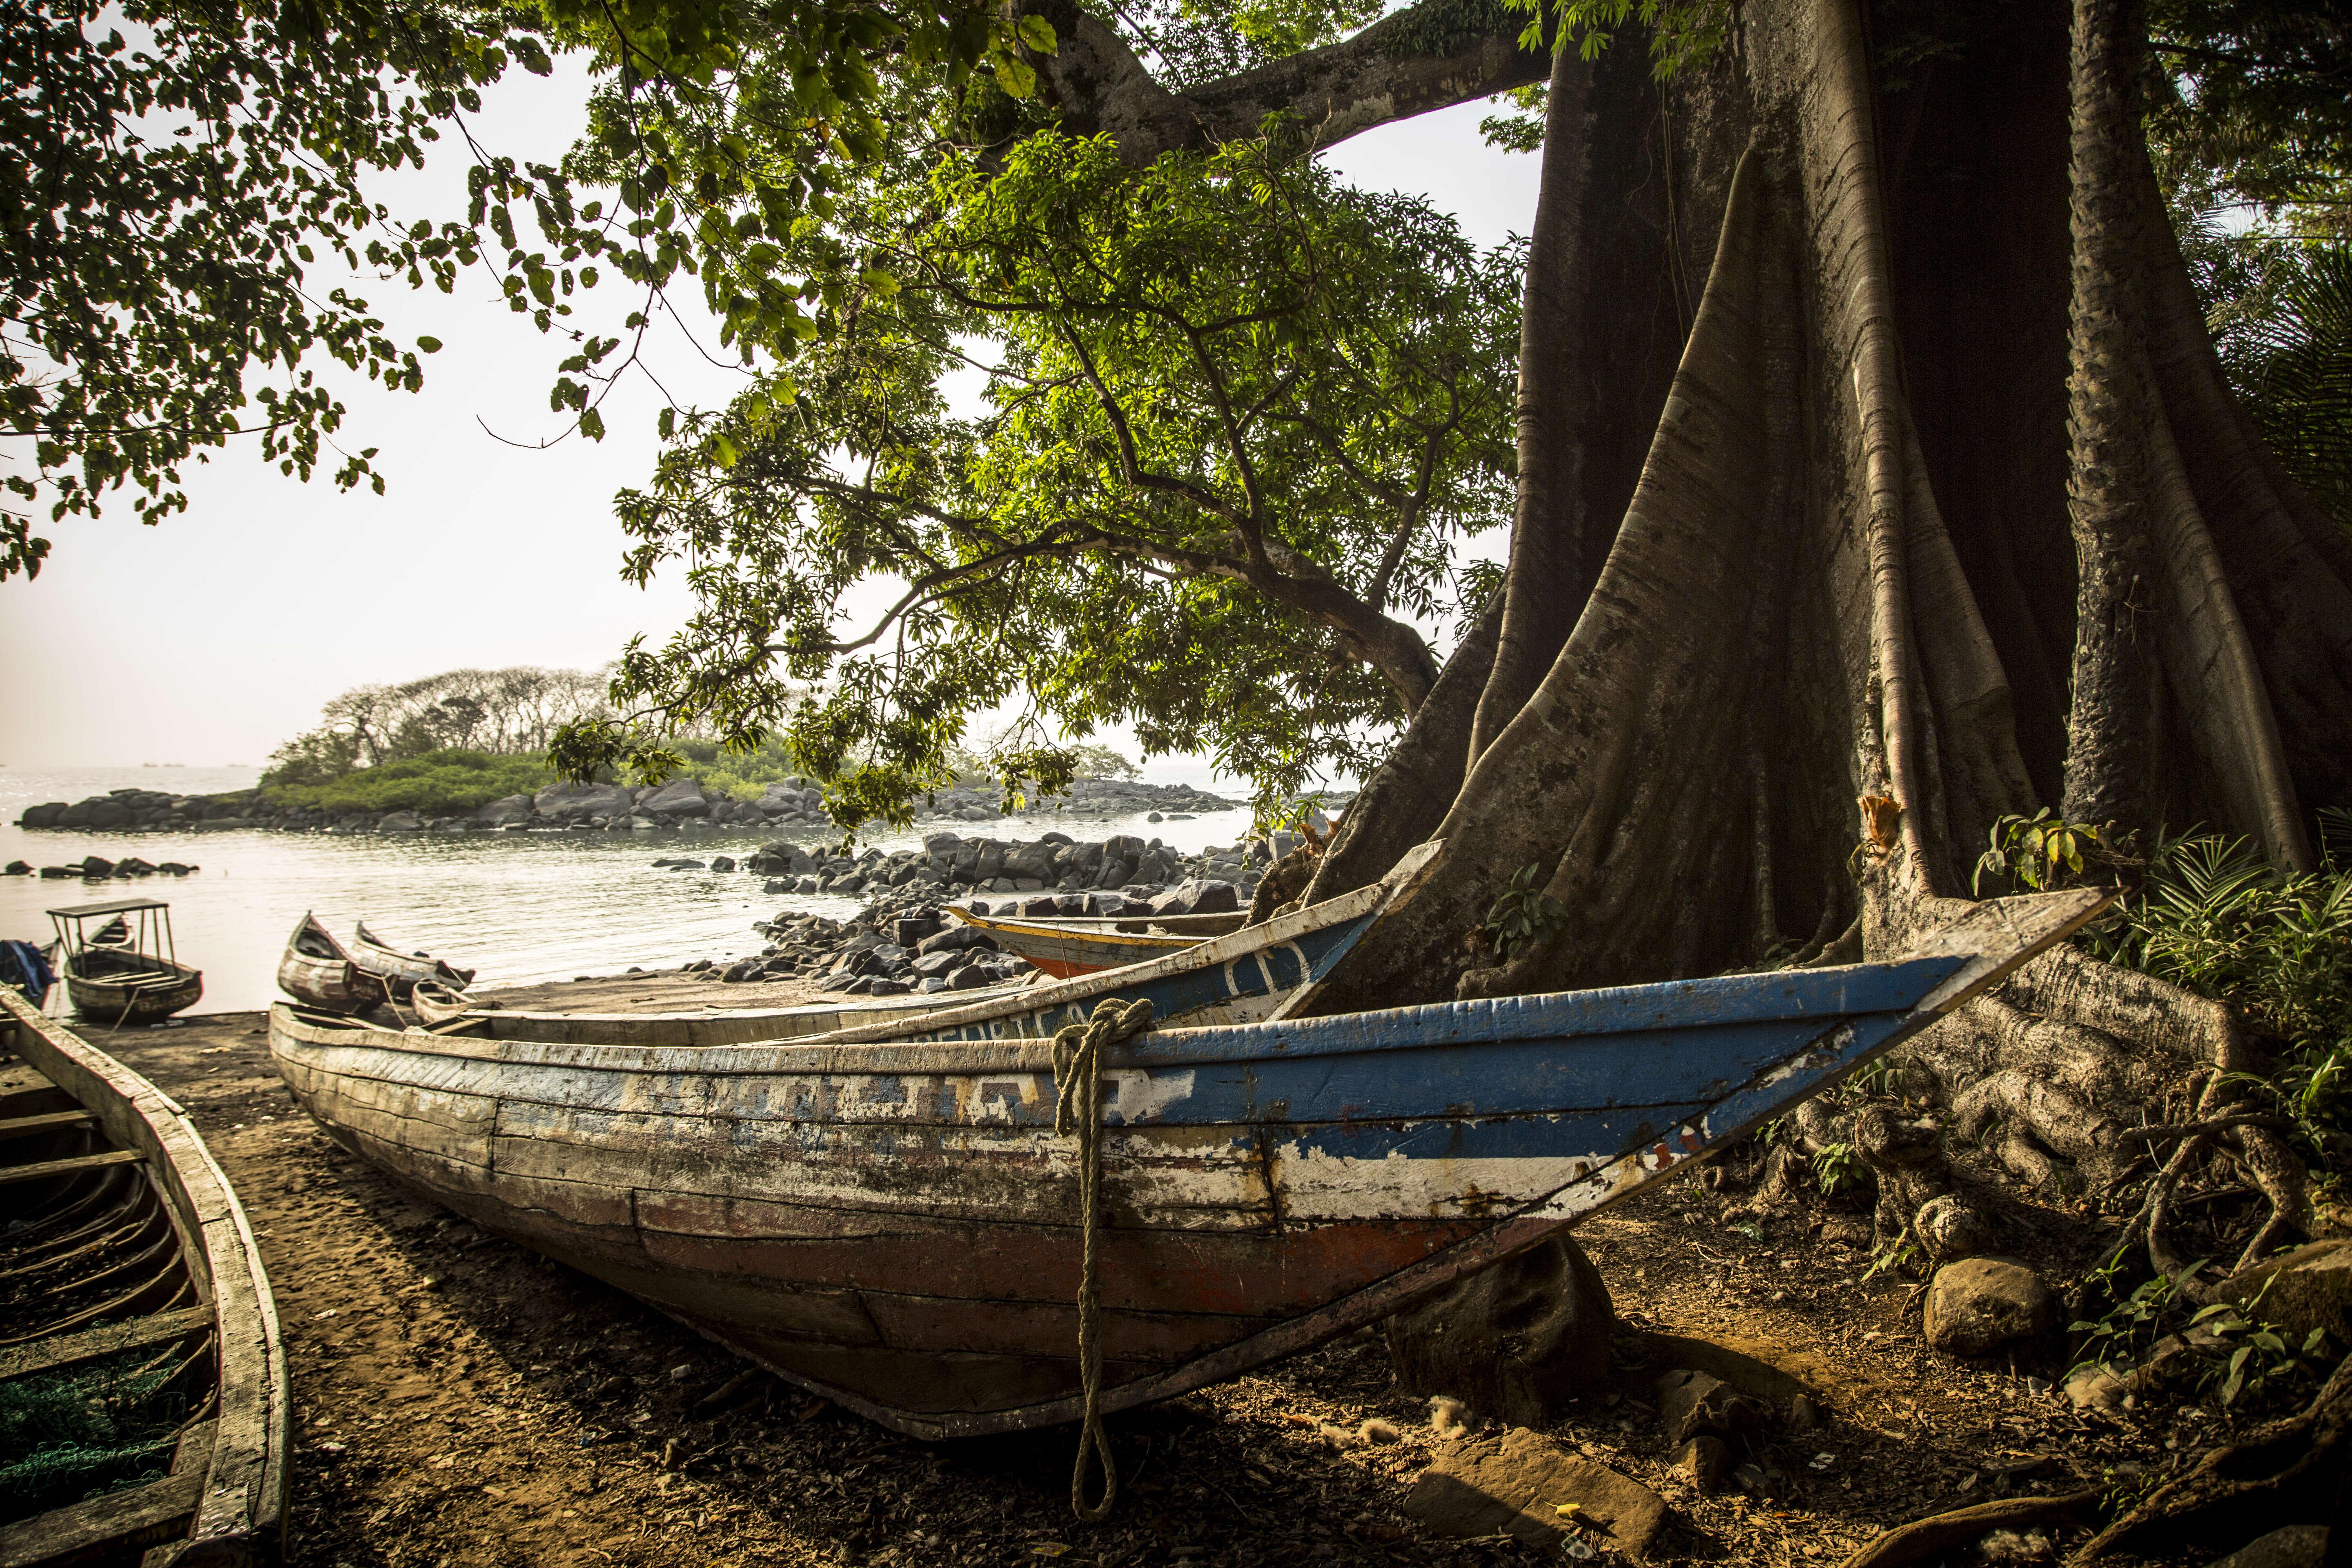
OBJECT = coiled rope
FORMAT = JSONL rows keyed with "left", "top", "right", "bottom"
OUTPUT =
{"left": 1051, "top": 995, "right": 1155, "bottom": 1522}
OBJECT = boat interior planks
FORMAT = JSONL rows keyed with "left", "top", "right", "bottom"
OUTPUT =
{"left": 0, "top": 985, "right": 290, "bottom": 1568}
{"left": 267, "top": 886, "right": 2108, "bottom": 1440}
{"left": 943, "top": 911, "right": 1198, "bottom": 980}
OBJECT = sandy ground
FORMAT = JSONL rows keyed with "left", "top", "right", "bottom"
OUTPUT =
{"left": 85, "top": 1002, "right": 2209, "bottom": 1568}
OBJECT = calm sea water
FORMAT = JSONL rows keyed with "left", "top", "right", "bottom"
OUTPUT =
{"left": 0, "top": 764, "right": 1256, "bottom": 1014}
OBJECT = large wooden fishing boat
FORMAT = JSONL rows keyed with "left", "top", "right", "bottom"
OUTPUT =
{"left": 388, "top": 842, "right": 1444, "bottom": 1049}
{"left": 274, "top": 913, "right": 382, "bottom": 1016}
{"left": 269, "top": 884, "right": 2105, "bottom": 1441}
{"left": 48, "top": 901, "right": 203, "bottom": 1027}
{"left": 0, "top": 986, "right": 290, "bottom": 1564}
{"left": 349, "top": 922, "right": 474, "bottom": 1001}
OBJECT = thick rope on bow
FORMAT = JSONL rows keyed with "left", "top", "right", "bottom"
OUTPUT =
{"left": 1051, "top": 994, "right": 1155, "bottom": 1523}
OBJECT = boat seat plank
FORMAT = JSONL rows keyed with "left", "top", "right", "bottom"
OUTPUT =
{"left": 0, "top": 1469, "right": 203, "bottom": 1568}
{"left": 0, "top": 1148, "right": 143, "bottom": 1186}
{"left": 0, "top": 1305, "right": 212, "bottom": 1386}
{"left": 0, "top": 1111, "right": 96, "bottom": 1140}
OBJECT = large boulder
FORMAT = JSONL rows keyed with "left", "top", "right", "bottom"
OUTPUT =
{"left": 535, "top": 781, "right": 635, "bottom": 820}
{"left": 60, "top": 796, "right": 130, "bottom": 829}
{"left": 473, "top": 793, "right": 537, "bottom": 826}
{"left": 1152, "top": 878, "right": 1239, "bottom": 917}
{"left": 1403, "top": 1428, "right": 1667, "bottom": 1558}
{"left": 1386, "top": 1238, "right": 1614, "bottom": 1427}
{"left": 2209, "top": 1527, "right": 2330, "bottom": 1568}
{"left": 2223, "top": 1238, "right": 2352, "bottom": 1353}
{"left": 16, "top": 803, "right": 67, "bottom": 828}
{"left": 377, "top": 811, "right": 427, "bottom": 833}
{"left": 636, "top": 779, "right": 709, "bottom": 817}
{"left": 1924, "top": 1257, "right": 2057, "bottom": 1355}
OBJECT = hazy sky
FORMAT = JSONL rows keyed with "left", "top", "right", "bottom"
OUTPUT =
{"left": 0, "top": 59, "right": 1541, "bottom": 770}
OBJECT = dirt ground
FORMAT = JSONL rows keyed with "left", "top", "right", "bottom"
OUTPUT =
{"left": 90, "top": 999, "right": 2220, "bottom": 1568}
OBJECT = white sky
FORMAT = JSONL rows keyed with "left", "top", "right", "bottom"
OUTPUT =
{"left": 0, "top": 58, "right": 1539, "bottom": 770}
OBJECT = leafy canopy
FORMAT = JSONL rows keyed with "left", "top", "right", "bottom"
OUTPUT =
{"left": 2, "top": 0, "right": 1026, "bottom": 579}
{"left": 558, "top": 123, "right": 1519, "bottom": 830}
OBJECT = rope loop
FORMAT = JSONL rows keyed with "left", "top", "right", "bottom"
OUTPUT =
{"left": 1050, "top": 995, "right": 1155, "bottom": 1522}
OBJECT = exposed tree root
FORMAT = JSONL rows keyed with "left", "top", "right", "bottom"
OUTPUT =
{"left": 1839, "top": 1492, "right": 2101, "bottom": 1568}
{"left": 2069, "top": 1352, "right": 2352, "bottom": 1564}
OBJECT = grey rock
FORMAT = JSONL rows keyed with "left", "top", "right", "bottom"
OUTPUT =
{"left": 2209, "top": 1526, "right": 2329, "bottom": 1568}
{"left": 637, "top": 779, "right": 709, "bottom": 817}
{"left": 2223, "top": 1238, "right": 2352, "bottom": 1353}
{"left": 1915, "top": 1194, "right": 2001, "bottom": 1263}
{"left": 2, "top": 861, "right": 28, "bottom": 876}
{"left": 946, "top": 964, "right": 992, "bottom": 990}
{"left": 378, "top": 811, "right": 426, "bottom": 833}
{"left": 710, "top": 855, "right": 737, "bottom": 873}
{"left": 1924, "top": 1258, "right": 2057, "bottom": 1355}
{"left": 473, "top": 794, "right": 537, "bottom": 826}
{"left": 1151, "top": 878, "right": 1238, "bottom": 917}
{"left": 1387, "top": 1238, "right": 1613, "bottom": 1427}
{"left": 1402, "top": 1428, "right": 1666, "bottom": 1557}
{"left": 1655, "top": 1369, "right": 1767, "bottom": 1446}
{"left": 536, "top": 782, "right": 636, "bottom": 820}
{"left": 16, "top": 803, "right": 67, "bottom": 828}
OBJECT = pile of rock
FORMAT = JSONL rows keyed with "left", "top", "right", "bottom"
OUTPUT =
{"left": 682, "top": 905, "right": 1031, "bottom": 997}
{"left": 6, "top": 856, "right": 198, "bottom": 881}
{"left": 737, "top": 828, "right": 1307, "bottom": 917}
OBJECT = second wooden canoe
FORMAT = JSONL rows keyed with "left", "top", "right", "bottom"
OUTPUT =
{"left": 276, "top": 913, "right": 383, "bottom": 1016}
{"left": 350, "top": 922, "right": 475, "bottom": 1000}
{"left": 0, "top": 986, "right": 290, "bottom": 1565}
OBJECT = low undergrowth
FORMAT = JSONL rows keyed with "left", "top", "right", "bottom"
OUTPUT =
{"left": 259, "top": 748, "right": 558, "bottom": 817}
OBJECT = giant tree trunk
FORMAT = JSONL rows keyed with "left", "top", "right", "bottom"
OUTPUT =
{"left": 1290, "top": 0, "right": 2352, "bottom": 1261}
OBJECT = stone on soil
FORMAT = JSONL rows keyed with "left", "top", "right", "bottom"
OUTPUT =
{"left": 1924, "top": 1257, "right": 2057, "bottom": 1355}
{"left": 1654, "top": 1368, "right": 1766, "bottom": 1445}
{"left": 1402, "top": 1428, "right": 1666, "bottom": 1558}
{"left": 2221, "top": 1238, "right": 2352, "bottom": 1352}
{"left": 2209, "top": 1526, "right": 2330, "bottom": 1568}
{"left": 1386, "top": 1237, "right": 1613, "bottom": 1427}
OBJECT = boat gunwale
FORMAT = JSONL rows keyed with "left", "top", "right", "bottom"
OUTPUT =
{"left": 0, "top": 984, "right": 291, "bottom": 1558}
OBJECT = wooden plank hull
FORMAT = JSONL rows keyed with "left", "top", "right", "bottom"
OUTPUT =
{"left": 351, "top": 922, "right": 475, "bottom": 1000}
{"left": 61, "top": 956, "right": 204, "bottom": 1026}
{"left": 949, "top": 912, "right": 1196, "bottom": 978}
{"left": 270, "top": 889, "right": 2106, "bottom": 1439}
{"left": 0, "top": 986, "right": 291, "bottom": 1565}
{"left": 277, "top": 913, "right": 383, "bottom": 1015}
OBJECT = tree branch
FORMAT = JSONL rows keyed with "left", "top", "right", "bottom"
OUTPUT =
{"left": 1024, "top": 0, "right": 1549, "bottom": 166}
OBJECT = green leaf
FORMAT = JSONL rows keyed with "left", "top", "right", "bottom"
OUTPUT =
{"left": 993, "top": 54, "right": 1037, "bottom": 98}
{"left": 1015, "top": 14, "right": 1057, "bottom": 51}
{"left": 416, "top": 336, "right": 443, "bottom": 354}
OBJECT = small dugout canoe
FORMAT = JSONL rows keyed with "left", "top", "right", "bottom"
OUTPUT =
{"left": 269, "top": 883, "right": 2107, "bottom": 1441}
{"left": 350, "top": 922, "right": 475, "bottom": 1001}
{"left": 275, "top": 913, "right": 383, "bottom": 1016}
{"left": 947, "top": 909, "right": 1202, "bottom": 978}
{"left": 0, "top": 985, "right": 290, "bottom": 1565}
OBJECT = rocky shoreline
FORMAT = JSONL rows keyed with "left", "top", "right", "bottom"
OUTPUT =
{"left": 9, "top": 773, "right": 1246, "bottom": 838}
{"left": 609, "top": 825, "right": 1320, "bottom": 996}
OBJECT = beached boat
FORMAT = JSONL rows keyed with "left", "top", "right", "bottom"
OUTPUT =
{"left": 275, "top": 913, "right": 383, "bottom": 1016}
{"left": 410, "top": 980, "right": 477, "bottom": 1028}
{"left": 350, "top": 922, "right": 475, "bottom": 1000}
{"left": 268, "top": 884, "right": 2105, "bottom": 1440}
{"left": 48, "top": 899, "right": 203, "bottom": 1027}
{"left": 364, "top": 842, "right": 1445, "bottom": 1051}
{"left": 0, "top": 985, "right": 290, "bottom": 1563}
{"left": 948, "top": 908, "right": 1203, "bottom": 978}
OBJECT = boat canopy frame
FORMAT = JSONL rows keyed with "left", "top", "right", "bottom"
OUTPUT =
{"left": 47, "top": 898, "right": 183, "bottom": 982}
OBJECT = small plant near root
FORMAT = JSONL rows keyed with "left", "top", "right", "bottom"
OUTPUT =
{"left": 1481, "top": 862, "right": 1566, "bottom": 964}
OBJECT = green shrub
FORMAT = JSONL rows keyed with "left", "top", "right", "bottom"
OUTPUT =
{"left": 259, "top": 749, "right": 555, "bottom": 817}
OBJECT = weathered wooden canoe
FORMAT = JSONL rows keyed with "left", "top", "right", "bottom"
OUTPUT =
{"left": 276, "top": 913, "right": 382, "bottom": 1016}
{"left": 350, "top": 922, "right": 475, "bottom": 1000}
{"left": 47, "top": 900, "right": 203, "bottom": 1027}
{"left": 947, "top": 909, "right": 1199, "bottom": 979}
{"left": 410, "top": 980, "right": 477, "bottom": 1028}
{"left": 268, "top": 886, "right": 2105, "bottom": 1441}
{"left": 0, "top": 986, "right": 290, "bottom": 1564}
{"left": 384, "top": 842, "right": 1443, "bottom": 1051}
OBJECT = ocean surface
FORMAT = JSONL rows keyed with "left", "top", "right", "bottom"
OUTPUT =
{"left": 0, "top": 764, "right": 1257, "bottom": 1014}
